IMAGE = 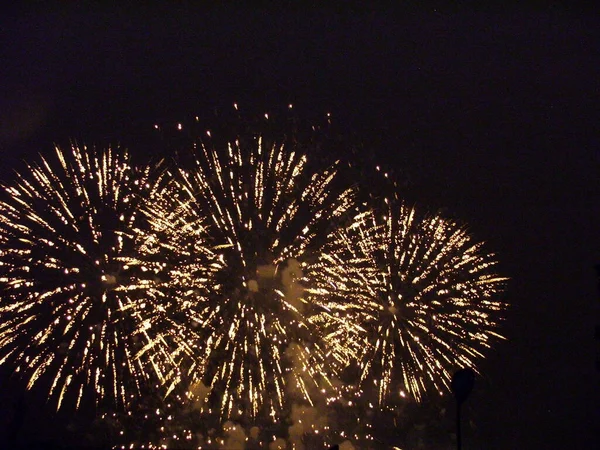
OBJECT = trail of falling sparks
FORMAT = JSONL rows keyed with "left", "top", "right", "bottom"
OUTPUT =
{"left": 0, "top": 145, "right": 184, "bottom": 410}
{"left": 151, "top": 134, "right": 358, "bottom": 421}
{"left": 321, "top": 202, "right": 508, "bottom": 405}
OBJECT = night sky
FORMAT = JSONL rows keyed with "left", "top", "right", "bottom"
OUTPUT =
{"left": 1, "top": 5, "right": 598, "bottom": 449}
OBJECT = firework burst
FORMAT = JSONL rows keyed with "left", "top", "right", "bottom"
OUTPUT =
{"left": 322, "top": 199, "right": 508, "bottom": 405}
{"left": 0, "top": 144, "right": 181, "bottom": 410}
{"left": 153, "top": 132, "right": 357, "bottom": 421}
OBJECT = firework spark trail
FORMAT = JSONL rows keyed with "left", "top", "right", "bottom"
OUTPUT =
{"left": 0, "top": 145, "right": 183, "bottom": 410}
{"left": 157, "top": 134, "right": 358, "bottom": 421}
{"left": 124, "top": 169, "right": 218, "bottom": 396}
{"left": 321, "top": 201, "right": 508, "bottom": 405}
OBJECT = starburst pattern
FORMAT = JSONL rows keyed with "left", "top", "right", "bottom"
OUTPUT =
{"left": 0, "top": 145, "right": 182, "bottom": 410}
{"left": 323, "top": 201, "right": 507, "bottom": 404}
{"left": 158, "top": 134, "right": 357, "bottom": 421}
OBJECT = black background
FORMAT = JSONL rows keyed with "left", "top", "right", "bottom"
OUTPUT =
{"left": 1, "top": 5, "right": 598, "bottom": 449}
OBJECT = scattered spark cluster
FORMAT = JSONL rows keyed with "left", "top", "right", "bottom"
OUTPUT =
{"left": 0, "top": 114, "right": 508, "bottom": 448}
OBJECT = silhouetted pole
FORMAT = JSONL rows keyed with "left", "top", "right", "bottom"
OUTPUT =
{"left": 451, "top": 368, "right": 475, "bottom": 450}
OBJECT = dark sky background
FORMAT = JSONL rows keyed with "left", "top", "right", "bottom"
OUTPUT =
{"left": 1, "top": 5, "right": 598, "bottom": 449}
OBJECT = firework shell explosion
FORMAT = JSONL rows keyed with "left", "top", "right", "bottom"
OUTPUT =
{"left": 0, "top": 145, "right": 189, "bottom": 410}
{"left": 321, "top": 188, "right": 508, "bottom": 406}
{"left": 154, "top": 132, "right": 359, "bottom": 423}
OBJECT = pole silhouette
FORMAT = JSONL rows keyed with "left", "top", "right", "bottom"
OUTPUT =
{"left": 451, "top": 368, "right": 475, "bottom": 450}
